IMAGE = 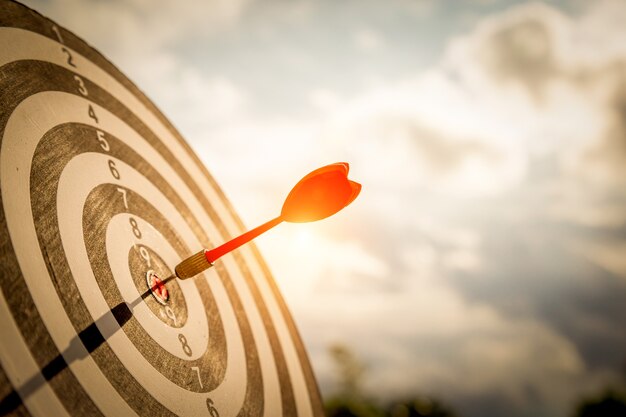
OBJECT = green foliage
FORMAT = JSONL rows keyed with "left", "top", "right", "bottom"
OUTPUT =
{"left": 385, "top": 398, "right": 458, "bottom": 417}
{"left": 324, "top": 343, "right": 626, "bottom": 417}
{"left": 325, "top": 396, "right": 385, "bottom": 417}
{"left": 573, "top": 389, "right": 626, "bottom": 417}
{"left": 324, "top": 394, "right": 458, "bottom": 417}
{"left": 324, "top": 344, "right": 457, "bottom": 417}
{"left": 573, "top": 364, "right": 626, "bottom": 417}
{"left": 328, "top": 343, "right": 366, "bottom": 399}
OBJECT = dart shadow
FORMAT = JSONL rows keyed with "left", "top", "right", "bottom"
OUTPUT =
{"left": 0, "top": 275, "right": 175, "bottom": 415}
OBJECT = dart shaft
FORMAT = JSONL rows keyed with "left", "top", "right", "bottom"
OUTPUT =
{"left": 175, "top": 217, "right": 283, "bottom": 279}
{"left": 176, "top": 161, "right": 360, "bottom": 279}
{"left": 205, "top": 217, "right": 282, "bottom": 263}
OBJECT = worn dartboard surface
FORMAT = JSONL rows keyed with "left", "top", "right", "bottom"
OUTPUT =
{"left": 0, "top": 1, "right": 324, "bottom": 416}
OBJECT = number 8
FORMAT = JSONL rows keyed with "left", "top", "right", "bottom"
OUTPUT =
{"left": 129, "top": 217, "right": 141, "bottom": 239}
{"left": 178, "top": 334, "right": 192, "bottom": 357}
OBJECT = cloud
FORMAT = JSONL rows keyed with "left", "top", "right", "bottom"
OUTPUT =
{"left": 573, "top": 239, "right": 626, "bottom": 282}
{"left": 78, "top": 0, "right": 626, "bottom": 415}
{"left": 353, "top": 28, "right": 386, "bottom": 52}
{"left": 446, "top": 2, "right": 565, "bottom": 99}
{"left": 308, "top": 78, "right": 527, "bottom": 197}
{"left": 442, "top": 0, "right": 626, "bottom": 195}
{"left": 581, "top": 70, "right": 626, "bottom": 190}
{"left": 22, "top": 0, "right": 254, "bottom": 125}
{"left": 21, "top": 1, "right": 626, "bottom": 416}
{"left": 289, "top": 1, "right": 626, "bottom": 415}
{"left": 25, "top": 0, "right": 250, "bottom": 56}
{"left": 303, "top": 249, "right": 603, "bottom": 417}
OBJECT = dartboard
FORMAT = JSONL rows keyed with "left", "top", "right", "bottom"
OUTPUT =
{"left": 0, "top": 1, "right": 324, "bottom": 416}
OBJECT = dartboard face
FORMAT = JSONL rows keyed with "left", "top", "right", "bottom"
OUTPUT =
{"left": 0, "top": 1, "right": 323, "bottom": 416}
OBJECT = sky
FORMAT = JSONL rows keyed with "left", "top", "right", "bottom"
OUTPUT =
{"left": 21, "top": 1, "right": 626, "bottom": 416}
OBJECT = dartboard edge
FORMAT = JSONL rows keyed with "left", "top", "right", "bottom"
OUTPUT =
{"left": 0, "top": 1, "right": 324, "bottom": 416}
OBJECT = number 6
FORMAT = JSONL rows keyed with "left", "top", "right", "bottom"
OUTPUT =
{"left": 206, "top": 398, "right": 219, "bottom": 417}
{"left": 108, "top": 159, "right": 120, "bottom": 180}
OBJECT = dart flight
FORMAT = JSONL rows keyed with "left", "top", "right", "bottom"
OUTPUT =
{"left": 175, "top": 162, "right": 361, "bottom": 279}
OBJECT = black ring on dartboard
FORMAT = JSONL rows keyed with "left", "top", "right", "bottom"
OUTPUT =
{"left": 30, "top": 122, "right": 265, "bottom": 411}
{"left": 81, "top": 182, "right": 228, "bottom": 390}
{"left": 0, "top": 2, "right": 323, "bottom": 415}
{"left": 10, "top": 57, "right": 294, "bottom": 411}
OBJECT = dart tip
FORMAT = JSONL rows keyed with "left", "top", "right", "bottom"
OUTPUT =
{"left": 175, "top": 250, "right": 213, "bottom": 279}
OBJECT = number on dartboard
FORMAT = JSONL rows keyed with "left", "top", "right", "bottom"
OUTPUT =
{"left": 74, "top": 75, "right": 87, "bottom": 96}
{"left": 160, "top": 305, "right": 178, "bottom": 325}
{"left": 178, "top": 333, "right": 192, "bottom": 356}
{"left": 51, "top": 24, "right": 64, "bottom": 43}
{"left": 129, "top": 217, "right": 142, "bottom": 239}
{"left": 88, "top": 104, "right": 99, "bottom": 123}
{"left": 108, "top": 159, "right": 120, "bottom": 180}
{"left": 97, "top": 130, "right": 110, "bottom": 152}
{"left": 206, "top": 398, "right": 220, "bottom": 417}
{"left": 117, "top": 187, "right": 128, "bottom": 209}
{"left": 139, "top": 245, "right": 151, "bottom": 267}
{"left": 61, "top": 47, "right": 76, "bottom": 67}
{"left": 191, "top": 366, "right": 203, "bottom": 389}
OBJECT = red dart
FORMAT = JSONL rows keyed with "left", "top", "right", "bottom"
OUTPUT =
{"left": 175, "top": 162, "right": 361, "bottom": 279}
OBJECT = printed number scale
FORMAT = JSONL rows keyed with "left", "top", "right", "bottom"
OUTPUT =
{"left": 0, "top": 2, "right": 359, "bottom": 416}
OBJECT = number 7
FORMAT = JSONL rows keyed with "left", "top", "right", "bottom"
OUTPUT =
{"left": 117, "top": 187, "right": 128, "bottom": 209}
{"left": 191, "top": 366, "right": 203, "bottom": 388}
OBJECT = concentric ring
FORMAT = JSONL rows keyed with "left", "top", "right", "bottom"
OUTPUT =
{"left": 0, "top": 2, "right": 323, "bottom": 416}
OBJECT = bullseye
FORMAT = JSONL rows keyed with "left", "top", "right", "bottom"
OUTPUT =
{"left": 146, "top": 270, "right": 169, "bottom": 305}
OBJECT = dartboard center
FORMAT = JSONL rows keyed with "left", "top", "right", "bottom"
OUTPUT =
{"left": 146, "top": 269, "right": 169, "bottom": 305}
{"left": 128, "top": 244, "right": 188, "bottom": 328}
